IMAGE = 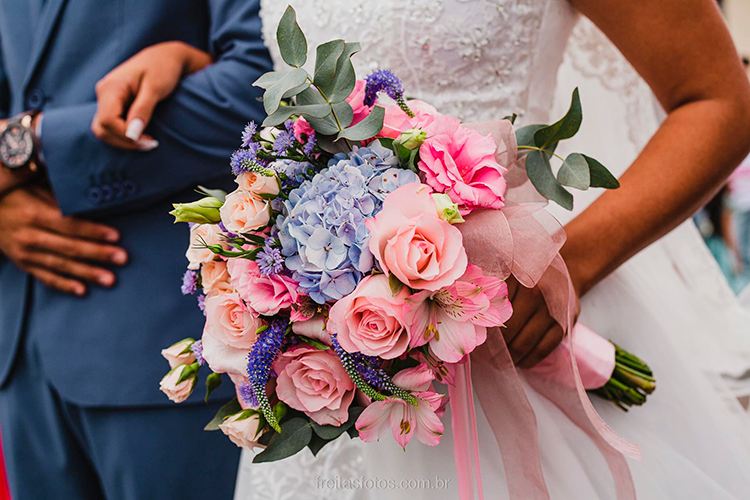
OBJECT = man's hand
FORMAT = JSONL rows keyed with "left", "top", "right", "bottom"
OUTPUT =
{"left": 0, "top": 185, "right": 128, "bottom": 295}
{"left": 0, "top": 118, "right": 35, "bottom": 195}
{"left": 502, "top": 276, "right": 571, "bottom": 368}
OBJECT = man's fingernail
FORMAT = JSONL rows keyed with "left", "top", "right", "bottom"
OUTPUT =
{"left": 136, "top": 138, "right": 159, "bottom": 151}
{"left": 112, "top": 251, "right": 128, "bottom": 265}
{"left": 125, "top": 119, "right": 145, "bottom": 141}
{"left": 98, "top": 274, "right": 115, "bottom": 286}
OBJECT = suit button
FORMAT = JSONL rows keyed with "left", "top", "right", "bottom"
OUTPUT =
{"left": 25, "top": 89, "right": 46, "bottom": 110}
{"left": 101, "top": 184, "right": 113, "bottom": 202}
{"left": 87, "top": 187, "right": 103, "bottom": 205}
{"left": 123, "top": 179, "right": 138, "bottom": 197}
{"left": 112, "top": 181, "right": 124, "bottom": 199}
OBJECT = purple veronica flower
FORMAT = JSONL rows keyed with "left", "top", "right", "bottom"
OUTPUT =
{"left": 246, "top": 318, "right": 289, "bottom": 431}
{"left": 273, "top": 129, "right": 295, "bottom": 155}
{"left": 363, "top": 69, "right": 414, "bottom": 117}
{"left": 191, "top": 340, "right": 205, "bottom": 366}
{"left": 241, "top": 122, "right": 257, "bottom": 147}
{"left": 181, "top": 270, "right": 199, "bottom": 295}
{"left": 230, "top": 144, "right": 259, "bottom": 175}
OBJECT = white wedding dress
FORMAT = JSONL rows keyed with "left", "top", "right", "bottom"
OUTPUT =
{"left": 235, "top": 1, "right": 750, "bottom": 498}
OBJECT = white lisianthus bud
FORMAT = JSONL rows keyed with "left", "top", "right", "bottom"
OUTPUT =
{"left": 160, "top": 338, "right": 196, "bottom": 369}
{"left": 159, "top": 363, "right": 198, "bottom": 403}
{"left": 219, "top": 410, "right": 267, "bottom": 451}
{"left": 170, "top": 197, "right": 224, "bottom": 224}
{"left": 431, "top": 193, "right": 465, "bottom": 224}
{"left": 397, "top": 128, "right": 428, "bottom": 150}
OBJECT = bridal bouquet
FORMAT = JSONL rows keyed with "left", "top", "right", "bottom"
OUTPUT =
{"left": 159, "top": 6, "right": 655, "bottom": 463}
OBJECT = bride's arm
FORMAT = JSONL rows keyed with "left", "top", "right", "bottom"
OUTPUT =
{"left": 507, "top": 0, "right": 750, "bottom": 367}
{"left": 563, "top": 0, "right": 750, "bottom": 295}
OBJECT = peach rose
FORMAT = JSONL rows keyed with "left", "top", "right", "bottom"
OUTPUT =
{"left": 159, "top": 364, "right": 197, "bottom": 403}
{"left": 219, "top": 190, "right": 271, "bottom": 234}
{"left": 160, "top": 338, "right": 196, "bottom": 369}
{"left": 186, "top": 223, "right": 223, "bottom": 270}
{"left": 205, "top": 290, "right": 262, "bottom": 349}
{"left": 235, "top": 171, "right": 280, "bottom": 197}
{"left": 327, "top": 274, "right": 411, "bottom": 359}
{"left": 366, "top": 183, "right": 467, "bottom": 291}
{"left": 274, "top": 346, "right": 355, "bottom": 426}
{"left": 219, "top": 411, "right": 266, "bottom": 451}
{"left": 201, "top": 260, "right": 231, "bottom": 294}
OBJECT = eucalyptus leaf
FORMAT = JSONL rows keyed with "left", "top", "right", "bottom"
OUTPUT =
{"left": 321, "top": 42, "right": 361, "bottom": 103}
{"left": 533, "top": 88, "right": 582, "bottom": 149}
{"left": 502, "top": 113, "right": 517, "bottom": 125}
{"left": 204, "top": 398, "right": 242, "bottom": 431}
{"left": 307, "top": 433, "right": 330, "bottom": 457}
{"left": 316, "top": 133, "right": 353, "bottom": 154}
{"left": 311, "top": 420, "right": 353, "bottom": 440}
{"left": 282, "top": 81, "right": 311, "bottom": 100}
{"left": 377, "top": 137, "right": 395, "bottom": 151}
{"left": 276, "top": 6, "right": 307, "bottom": 68}
{"left": 584, "top": 155, "right": 620, "bottom": 189}
{"left": 557, "top": 153, "right": 590, "bottom": 190}
{"left": 516, "top": 124, "right": 549, "bottom": 149}
{"left": 526, "top": 151, "right": 574, "bottom": 210}
{"left": 313, "top": 40, "right": 345, "bottom": 88}
{"left": 336, "top": 105, "right": 385, "bottom": 142}
{"left": 263, "top": 103, "right": 332, "bottom": 128}
{"left": 253, "top": 71, "right": 285, "bottom": 90}
{"left": 263, "top": 68, "right": 309, "bottom": 116}
{"left": 204, "top": 372, "right": 222, "bottom": 403}
{"left": 308, "top": 101, "right": 354, "bottom": 135}
{"left": 252, "top": 418, "right": 312, "bottom": 463}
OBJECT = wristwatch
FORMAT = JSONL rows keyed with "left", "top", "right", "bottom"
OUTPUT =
{"left": 0, "top": 112, "right": 41, "bottom": 171}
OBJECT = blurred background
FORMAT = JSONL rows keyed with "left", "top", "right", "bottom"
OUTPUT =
{"left": 693, "top": 0, "right": 750, "bottom": 299}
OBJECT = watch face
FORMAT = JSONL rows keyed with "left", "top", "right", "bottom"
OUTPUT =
{"left": 0, "top": 123, "right": 34, "bottom": 169}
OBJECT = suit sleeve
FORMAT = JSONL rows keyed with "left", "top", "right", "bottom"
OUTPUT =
{"left": 0, "top": 33, "right": 9, "bottom": 119}
{"left": 40, "top": 0, "right": 273, "bottom": 216}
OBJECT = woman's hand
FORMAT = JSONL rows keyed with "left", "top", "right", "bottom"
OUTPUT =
{"left": 91, "top": 41, "right": 212, "bottom": 150}
{"left": 503, "top": 276, "right": 577, "bottom": 368}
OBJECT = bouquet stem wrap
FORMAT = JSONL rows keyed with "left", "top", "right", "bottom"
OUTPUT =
{"left": 451, "top": 122, "right": 641, "bottom": 500}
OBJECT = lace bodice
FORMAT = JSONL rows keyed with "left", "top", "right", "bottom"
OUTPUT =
{"left": 260, "top": 0, "right": 578, "bottom": 125}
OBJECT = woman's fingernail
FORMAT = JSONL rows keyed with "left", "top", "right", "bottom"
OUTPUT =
{"left": 112, "top": 251, "right": 128, "bottom": 265}
{"left": 106, "top": 230, "right": 120, "bottom": 242}
{"left": 136, "top": 138, "right": 159, "bottom": 151}
{"left": 125, "top": 119, "right": 145, "bottom": 141}
{"left": 98, "top": 274, "right": 115, "bottom": 286}
{"left": 74, "top": 284, "right": 86, "bottom": 296}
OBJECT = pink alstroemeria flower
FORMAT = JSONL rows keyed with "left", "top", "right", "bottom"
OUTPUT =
{"left": 356, "top": 364, "right": 444, "bottom": 448}
{"left": 403, "top": 265, "right": 513, "bottom": 363}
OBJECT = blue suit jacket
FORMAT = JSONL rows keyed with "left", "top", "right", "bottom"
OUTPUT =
{"left": 0, "top": 0, "right": 272, "bottom": 406}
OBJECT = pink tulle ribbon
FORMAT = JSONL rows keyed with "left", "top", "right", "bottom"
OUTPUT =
{"left": 448, "top": 121, "right": 640, "bottom": 500}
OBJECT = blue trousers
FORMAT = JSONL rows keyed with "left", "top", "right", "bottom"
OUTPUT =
{"left": 0, "top": 333, "right": 241, "bottom": 500}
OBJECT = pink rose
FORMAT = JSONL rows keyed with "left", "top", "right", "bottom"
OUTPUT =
{"left": 200, "top": 326, "right": 251, "bottom": 377}
{"left": 201, "top": 260, "right": 231, "bottom": 294}
{"left": 159, "top": 364, "right": 197, "bottom": 403}
{"left": 380, "top": 100, "right": 440, "bottom": 139}
{"left": 294, "top": 117, "right": 315, "bottom": 143}
{"left": 419, "top": 120, "right": 507, "bottom": 212}
{"left": 274, "top": 346, "right": 355, "bottom": 426}
{"left": 219, "top": 411, "right": 266, "bottom": 450}
{"left": 219, "top": 189, "right": 271, "bottom": 234}
{"left": 347, "top": 79, "right": 374, "bottom": 126}
{"left": 366, "top": 183, "right": 467, "bottom": 291}
{"left": 235, "top": 171, "right": 280, "bottom": 197}
{"left": 227, "top": 259, "right": 299, "bottom": 316}
{"left": 186, "top": 223, "right": 222, "bottom": 270}
{"left": 327, "top": 274, "right": 411, "bottom": 359}
{"left": 160, "top": 338, "right": 196, "bottom": 369}
{"left": 205, "top": 290, "right": 262, "bottom": 349}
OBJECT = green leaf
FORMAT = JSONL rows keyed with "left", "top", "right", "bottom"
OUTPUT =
{"left": 204, "top": 398, "right": 242, "bottom": 431}
{"left": 557, "top": 153, "right": 590, "bottom": 190}
{"left": 310, "top": 102, "right": 354, "bottom": 135}
{"left": 253, "top": 71, "right": 286, "bottom": 90}
{"left": 377, "top": 137, "right": 395, "bottom": 151}
{"left": 515, "top": 124, "right": 547, "bottom": 148}
{"left": 313, "top": 40, "right": 345, "bottom": 88}
{"left": 263, "top": 68, "right": 309, "bottom": 116}
{"left": 273, "top": 402, "right": 288, "bottom": 424}
{"left": 316, "top": 133, "right": 353, "bottom": 154}
{"left": 389, "top": 273, "right": 404, "bottom": 296}
{"left": 320, "top": 42, "right": 361, "bottom": 103}
{"left": 196, "top": 186, "right": 227, "bottom": 203}
{"left": 204, "top": 372, "right": 222, "bottom": 403}
{"left": 252, "top": 418, "right": 312, "bottom": 463}
{"left": 584, "top": 155, "right": 620, "bottom": 189}
{"left": 345, "top": 407, "right": 364, "bottom": 438}
{"left": 533, "top": 88, "right": 582, "bottom": 149}
{"left": 502, "top": 113, "right": 517, "bottom": 125}
{"left": 525, "top": 151, "right": 574, "bottom": 210}
{"left": 262, "top": 103, "right": 332, "bottom": 127}
{"left": 311, "top": 421, "right": 351, "bottom": 440}
{"left": 307, "top": 433, "right": 330, "bottom": 457}
{"left": 336, "top": 105, "right": 385, "bottom": 142}
{"left": 276, "top": 6, "right": 307, "bottom": 68}
{"left": 298, "top": 335, "right": 331, "bottom": 350}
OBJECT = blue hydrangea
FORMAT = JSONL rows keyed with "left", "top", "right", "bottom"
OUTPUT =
{"left": 274, "top": 141, "right": 418, "bottom": 304}
{"left": 271, "top": 159, "right": 313, "bottom": 190}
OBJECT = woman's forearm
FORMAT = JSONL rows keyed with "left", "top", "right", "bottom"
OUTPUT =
{"left": 562, "top": 96, "right": 750, "bottom": 296}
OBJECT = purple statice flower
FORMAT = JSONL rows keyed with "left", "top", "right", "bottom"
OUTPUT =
{"left": 272, "top": 129, "right": 295, "bottom": 155}
{"left": 197, "top": 294, "right": 207, "bottom": 316}
{"left": 191, "top": 340, "right": 205, "bottom": 366}
{"left": 303, "top": 130, "right": 316, "bottom": 157}
{"left": 256, "top": 242, "right": 285, "bottom": 276}
{"left": 241, "top": 122, "right": 257, "bottom": 147}
{"left": 246, "top": 318, "right": 289, "bottom": 432}
{"left": 363, "top": 69, "right": 414, "bottom": 117}
{"left": 238, "top": 381, "right": 257, "bottom": 407}
{"left": 181, "top": 270, "right": 199, "bottom": 295}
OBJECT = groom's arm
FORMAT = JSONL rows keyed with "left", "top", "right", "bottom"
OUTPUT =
{"left": 38, "top": 0, "right": 272, "bottom": 216}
